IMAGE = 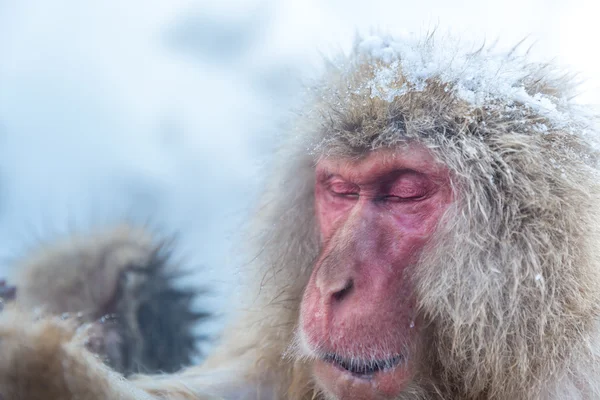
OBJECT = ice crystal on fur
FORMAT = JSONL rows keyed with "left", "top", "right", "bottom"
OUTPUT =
{"left": 316, "top": 34, "right": 599, "bottom": 150}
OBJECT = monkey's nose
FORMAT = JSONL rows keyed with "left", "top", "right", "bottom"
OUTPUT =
{"left": 331, "top": 279, "right": 354, "bottom": 303}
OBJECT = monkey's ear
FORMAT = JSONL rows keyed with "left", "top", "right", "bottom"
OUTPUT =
{"left": 11, "top": 224, "right": 211, "bottom": 375}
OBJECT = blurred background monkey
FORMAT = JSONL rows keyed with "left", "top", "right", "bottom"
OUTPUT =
{"left": 1, "top": 224, "right": 209, "bottom": 376}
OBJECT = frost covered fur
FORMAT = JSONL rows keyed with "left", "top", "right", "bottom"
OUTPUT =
{"left": 182, "top": 34, "right": 600, "bottom": 399}
{"left": 0, "top": 33, "right": 599, "bottom": 400}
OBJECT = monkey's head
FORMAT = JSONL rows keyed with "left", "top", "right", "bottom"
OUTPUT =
{"left": 12, "top": 225, "right": 208, "bottom": 376}
{"left": 249, "top": 35, "right": 600, "bottom": 399}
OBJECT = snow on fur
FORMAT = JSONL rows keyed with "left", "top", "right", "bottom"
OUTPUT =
{"left": 343, "top": 34, "right": 599, "bottom": 146}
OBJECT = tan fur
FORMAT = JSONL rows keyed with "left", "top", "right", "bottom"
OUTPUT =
{"left": 0, "top": 307, "right": 155, "bottom": 400}
{"left": 4, "top": 223, "right": 203, "bottom": 379}
{"left": 0, "top": 33, "right": 599, "bottom": 400}
{"left": 12, "top": 224, "right": 155, "bottom": 317}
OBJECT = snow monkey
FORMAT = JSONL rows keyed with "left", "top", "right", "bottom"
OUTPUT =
{"left": 2, "top": 224, "right": 208, "bottom": 377}
{"left": 1, "top": 33, "right": 600, "bottom": 400}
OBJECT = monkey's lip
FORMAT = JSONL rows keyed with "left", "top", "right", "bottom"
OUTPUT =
{"left": 315, "top": 353, "right": 411, "bottom": 398}
{"left": 321, "top": 353, "right": 403, "bottom": 378}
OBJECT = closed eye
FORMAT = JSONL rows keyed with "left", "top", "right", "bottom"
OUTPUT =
{"left": 329, "top": 182, "right": 360, "bottom": 198}
{"left": 380, "top": 194, "right": 427, "bottom": 202}
{"left": 337, "top": 193, "right": 359, "bottom": 199}
{"left": 331, "top": 191, "right": 359, "bottom": 199}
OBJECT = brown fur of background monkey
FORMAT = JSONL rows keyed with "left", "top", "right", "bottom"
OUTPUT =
{"left": 5, "top": 224, "right": 209, "bottom": 377}
{"left": 1, "top": 33, "right": 600, "bottom": 400}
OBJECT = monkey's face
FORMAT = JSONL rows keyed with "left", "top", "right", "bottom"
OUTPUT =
{"left": 299, "top": 145, "right": 452, "bottom": 399}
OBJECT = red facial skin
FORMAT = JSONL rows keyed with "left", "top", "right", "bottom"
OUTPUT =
{"left": 300, "top": 146, "right": 452, "bottom": 399}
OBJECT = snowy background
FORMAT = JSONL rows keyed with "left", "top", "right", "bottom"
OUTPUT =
{"left": 0, "top": 0, "right": 598, "bottom": 346}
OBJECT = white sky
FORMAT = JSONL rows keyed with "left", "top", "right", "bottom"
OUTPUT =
{"left": 0, "top": 0, "right": 597, "bottom": 332}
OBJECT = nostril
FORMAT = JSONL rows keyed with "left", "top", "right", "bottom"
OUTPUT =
{"left": 332, "top": 279, "right": 354, "bottom": 302}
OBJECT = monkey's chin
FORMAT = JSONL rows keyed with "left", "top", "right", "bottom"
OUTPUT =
{"left": 314, "top": 355, "right": 411, "bottom": 399}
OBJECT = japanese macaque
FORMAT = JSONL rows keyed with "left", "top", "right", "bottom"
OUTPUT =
{"left": 1, "top": 33, "right": 600, "bottom": 400}
{"left": 3, "top": 225, "right": 207, "bottom": 376}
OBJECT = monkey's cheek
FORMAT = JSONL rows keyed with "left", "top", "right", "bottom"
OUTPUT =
{"left": 313, "top": 358, "right": 413, "bottom": 400}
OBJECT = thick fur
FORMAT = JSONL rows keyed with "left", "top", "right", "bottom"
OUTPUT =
{"left": 0, "top": 33, "right": 599, "bottom": 400}
{"left": 10, "top": 224, "right": 207, "bottom": 376}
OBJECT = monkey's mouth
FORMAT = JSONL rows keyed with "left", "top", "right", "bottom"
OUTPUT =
{"left": 322, "top": 353, "right": 403, "bottom": 378}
